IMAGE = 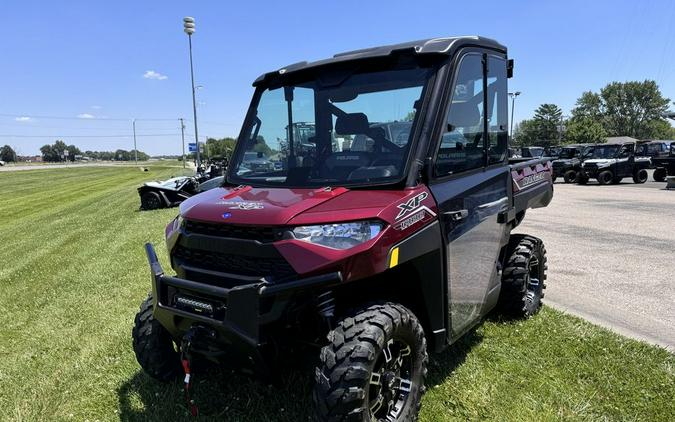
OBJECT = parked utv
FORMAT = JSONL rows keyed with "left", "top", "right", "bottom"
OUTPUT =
{"left": 579, "top": 140, "right": 650, "bottom": 185}
{"left": 132, "top": 36, "right": 553, "bottom": 421}
{"left": 551, "top": 144, "right": 593, "bottom": 183}
{"left": 651, "top": 142, "right": 675, "bottom": 182}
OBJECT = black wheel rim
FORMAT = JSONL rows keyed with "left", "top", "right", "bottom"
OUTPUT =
{"left": 369, "top": 338, "right": 413, "bottom": 421}
{"left": 525, "top": 254, "right": 542, "bottom": 310}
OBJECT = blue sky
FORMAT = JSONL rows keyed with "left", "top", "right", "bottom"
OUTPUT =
{"left": 2, "top": 0, "right": 674, "bottom": 156}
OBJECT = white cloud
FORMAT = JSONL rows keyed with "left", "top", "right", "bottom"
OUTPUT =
{"left": 15, "top": 116, "right": 32, "bottom": 122}
{"left": 77, "top": 113, "right": 95, "bottom": 119}
{"left": 143, "top": 70, "right": 168, "bottom": 80}
{"left": 91, "top": 105, "right": 102, "bottom": 110}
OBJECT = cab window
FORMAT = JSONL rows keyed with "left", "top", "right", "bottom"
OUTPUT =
{"left": 435, "top": 54, "right": 485, "bottom": 176}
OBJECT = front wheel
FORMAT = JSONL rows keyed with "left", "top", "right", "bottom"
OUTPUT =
{"left": 132, "top": 294, "right": 181, "bottom": 381}
{"left": 598, "top": 170, "right": 613, "bottom": 185}
{"left": 563, "top": 170, "right": 577, "bottom": 184}
{"left": 141, "top": 191, "right": 163, "bottom": 210}
{"left": 313, "top": 303, "right": 428, "bottom": 422}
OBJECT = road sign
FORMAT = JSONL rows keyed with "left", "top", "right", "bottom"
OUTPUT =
{"left": 188, "top": 142, "right": 197, "bottom": 152}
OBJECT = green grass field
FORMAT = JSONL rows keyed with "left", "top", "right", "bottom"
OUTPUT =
{"left": 0, "top": 166, "right": 673, "bottom": 421}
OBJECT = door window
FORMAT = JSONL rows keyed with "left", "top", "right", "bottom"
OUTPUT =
{"left": 435, "top": 54, "right": 485, "bottom": 176}
{"left": 487, "top": 56, "right": 508, "bottom": 164}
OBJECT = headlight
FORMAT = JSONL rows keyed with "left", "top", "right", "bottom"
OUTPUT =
{"left": 292, "top": 221, "right": 383, "bottom": 250}
{"left": 172, "top": 215, "right": 184, "bottom": 231}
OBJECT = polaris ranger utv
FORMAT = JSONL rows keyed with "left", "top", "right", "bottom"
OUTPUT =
{"left": 652, "top": 141, "right": 675, "bottom": 182}
{"left": 551, "top": 144, "right": 593, "bottom": 183}
{"left": 132, "top": 36, "right": 553, "bottom": 421}
{"left": 579, "top": 140, "right": 650, "bottom": 185}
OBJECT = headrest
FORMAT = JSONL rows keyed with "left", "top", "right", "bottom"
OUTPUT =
{"left": 448, "top": 101, "right": 481, "bottom": 128}
{"left": 335, "top": 113, "right": 370, "bottom": 135}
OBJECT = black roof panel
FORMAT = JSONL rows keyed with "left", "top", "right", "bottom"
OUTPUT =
{"left": 254, "top": 36, "right": 506, "bottom": 86}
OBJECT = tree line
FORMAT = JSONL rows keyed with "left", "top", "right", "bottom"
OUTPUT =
{"left": 39, "top": 140, "right": 149, "bottom": 162}
{"left": 514, "top": 80, "right": 675, "bottom": 146}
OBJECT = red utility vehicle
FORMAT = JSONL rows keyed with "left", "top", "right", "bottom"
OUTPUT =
{"left": 133, "top": 36, "right": 553, "bottom": 421}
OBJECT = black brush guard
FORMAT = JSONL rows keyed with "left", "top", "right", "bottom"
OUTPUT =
{"left": 144, "top": 243, "right": 341, "bottom": 373}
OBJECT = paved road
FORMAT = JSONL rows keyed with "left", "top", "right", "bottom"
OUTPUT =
{"left": 517, "top": 178, "right": 675, "bottom": 350}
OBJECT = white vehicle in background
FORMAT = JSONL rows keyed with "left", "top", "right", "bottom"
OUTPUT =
{"left": 0, "top": 160, "right": 5, "bottom": 166}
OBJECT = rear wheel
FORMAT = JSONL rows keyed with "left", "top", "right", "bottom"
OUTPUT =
{"left": 654, "top": 167, "right": 667, "bottom": 182}
{"left": 313, "top": 303, "right": 427, "bottom": 422}
{"left": 598, "top": 170, "right": 613, "bottom": 185}
{"left": 633, "top": 169, "right": 648, "bottom": 184}
{"left": 141, "top": 191, "right": 163, "bottom": 210}
{"left": 132, "top": 294, "right": 180, "bottom": 381}
{"left": 498, "top": 234, "right": 547, "bottom": 318}
{"left": 563, "top": 170, "right": 577, "bottom": 184}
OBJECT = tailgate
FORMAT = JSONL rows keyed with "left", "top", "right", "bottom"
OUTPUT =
{"left": 510, "top": 158, "right": 554, "bottom": 212}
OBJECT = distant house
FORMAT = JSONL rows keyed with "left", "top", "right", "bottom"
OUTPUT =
{"left": 19, "top": 155, "right": 43, "bottom": 162}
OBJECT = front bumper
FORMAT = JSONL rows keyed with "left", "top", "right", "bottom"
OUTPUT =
{"left": 144, "top": 243, "right": 341, "bottom": 364}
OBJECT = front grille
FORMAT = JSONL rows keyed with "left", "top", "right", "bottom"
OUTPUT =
{"left": 184, "top": 220, "right": 283, "bottom": 243}
{"left": 173, "top": 245, "right": 297, "bottom": 281}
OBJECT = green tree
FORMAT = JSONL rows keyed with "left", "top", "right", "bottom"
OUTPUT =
{"left": 512, "top": 119, "right": 539, "bottom": 146}
{"left": 66, "top": 144, "right": 82, "bottom": 161}
{"left": 565, "top": 117, "right": 607, "bottom": 144}
{"left": 0, "top": 145, "right": 17, "bottom": 162}
{"left": 601, "top": 81, "right": 670, "bottom": 138}
{"left": 571, "top": 91, "right": 604, "bottom": 120}
{"left": 532, "top": 103, "right": 563, "bottom": 143}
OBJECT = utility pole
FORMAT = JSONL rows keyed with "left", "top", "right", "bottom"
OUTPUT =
{"left": 508, "top": 91, "right": 521, "bottom": 141}
{"left": 179, "top": 118, "right": 186, "bottom": 168}
{"left": 132, "top": 119, "right": 138, "bottom": 163}
{"left": 183, "top": 17, "right": 201, "bottom": 169}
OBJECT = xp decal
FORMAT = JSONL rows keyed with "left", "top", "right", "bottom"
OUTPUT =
{"left": 396, "top": 192, "right": 429, "bottom": 220}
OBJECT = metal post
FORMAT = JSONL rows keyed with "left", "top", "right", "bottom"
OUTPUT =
{"left": 180, "top": 118, "right": 186, "bottom": 168}
{"left": 188, "top": 35, "right": 200, "bottom": 169}
{"left": 132, "top": 119, "right": 138, "bottom": 163}
{"left": 509, "top": 92, "right": 521, "bottom": 139}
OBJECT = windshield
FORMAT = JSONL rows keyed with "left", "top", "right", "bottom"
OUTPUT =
{"left": 229, "top": 65, "right": 432, "bottom": 187}
{"left": 589, "top": 145, "right": 621, "bottom": 159}
{"left": 558, "top": 148, "right": 577, "bottom": 159}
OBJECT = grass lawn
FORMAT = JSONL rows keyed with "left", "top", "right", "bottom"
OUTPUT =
{"left": 0, "top": 166, "right": 673, "bottom": 421}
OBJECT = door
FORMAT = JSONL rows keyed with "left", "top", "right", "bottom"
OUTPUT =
{"left": 616, "top": 144, "right": 635, "bottom": 177}
{"left": 428, "top": 52, "right": 510, "bottom": 339}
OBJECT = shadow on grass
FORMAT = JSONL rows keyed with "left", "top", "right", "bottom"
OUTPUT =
{"left": 118, "top": 331, "right": 484, "bottom": 421}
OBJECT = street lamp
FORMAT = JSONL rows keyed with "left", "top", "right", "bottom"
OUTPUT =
{"left": 509, "top": 91, "right": 521, "bottom": 140}
{"left": 183, "top": 16, "right": 201, "bottom": 169}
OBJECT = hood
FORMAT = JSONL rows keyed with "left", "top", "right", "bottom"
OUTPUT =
{"left": 553, "top": 158, "right": 577, "bottom": 165}
{"left": 179, "top": 185, "right": 418, "bottom": 226}
{"left": 179, "top": 185, "right": 352, "bottom": 225}
{"left": 584, "top": 158, "right": 616, "bottom": 165}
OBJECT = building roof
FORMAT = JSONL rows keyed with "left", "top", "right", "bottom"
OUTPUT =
{"left": 254, "top": 36, "right": 506, "bottom": 86}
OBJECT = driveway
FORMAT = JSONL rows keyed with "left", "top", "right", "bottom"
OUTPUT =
{"left": 517, "top": 178, "right": 675, "bottom": 350}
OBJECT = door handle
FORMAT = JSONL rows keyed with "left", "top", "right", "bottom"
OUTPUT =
{"left": 444, "top": 209, "right": 469, "bottom": 221}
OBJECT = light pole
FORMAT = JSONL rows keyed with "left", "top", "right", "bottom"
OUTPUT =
{"left": 179, "top": 118, "right": 186, "bottom": 168}
{"left": 509, "top": 91, "right": 521, "bottom": 140}
{"left": 183, "top": 16, "right": 201, "bottom": 169}
{"left": 132, "top": 119, "right": 138, "bottom": 164}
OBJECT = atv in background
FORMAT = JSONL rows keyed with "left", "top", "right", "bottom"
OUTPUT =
{"left": 137, "top": 175, "right": 224, "bottom": 210}
{"left": 579, "top": 140, "right": 650, "bottom": 185}
{"left": 551, "top": 144, "right": 593, "bottom": 183}
{"left": 652, "top": 141, "right": 675, "bottom": 182}
{"left": 132, "top": 36, "right": 554, "bottom": 421}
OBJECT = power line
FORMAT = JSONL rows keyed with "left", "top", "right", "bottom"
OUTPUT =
{"left": 0, "top": 113, "right": 190, "bottom": 122}
{"left": 0, "top": 133, "right": 182, "bottom": 138}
